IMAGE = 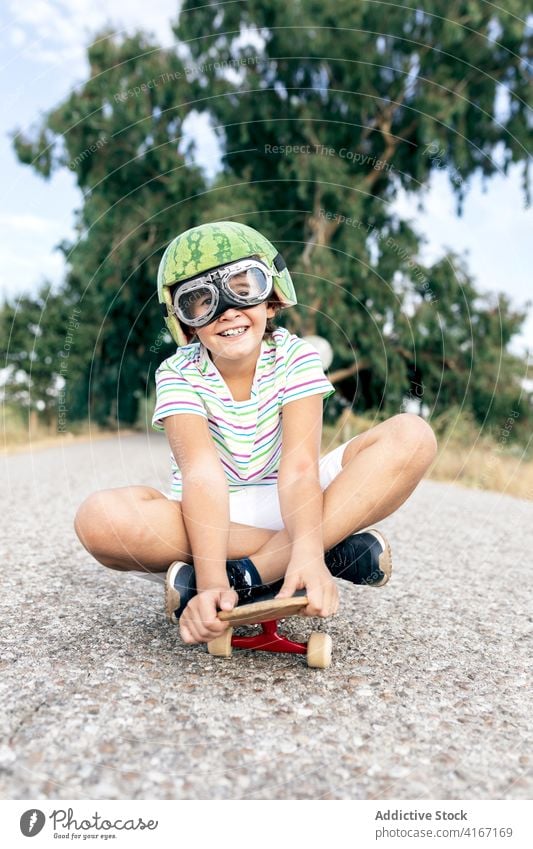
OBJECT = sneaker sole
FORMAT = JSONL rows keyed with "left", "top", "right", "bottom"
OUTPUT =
{"left": 165, "top": 561, "right": 186, "bottom": 624}
{"left": 366, "top": 529, "right": 392, "bottom": 587}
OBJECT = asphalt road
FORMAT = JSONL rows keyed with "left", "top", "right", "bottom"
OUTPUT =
{"left": 1, "top": 433, "right": 531, "bottom": 800}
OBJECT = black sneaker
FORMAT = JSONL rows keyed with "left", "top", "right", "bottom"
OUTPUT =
{"left": 165, "top": 557, "right": 283, "bottom": 624}
{"left": 325, "top": 529, "right": 392, "bottom": 587}
{"left": 165, "top": 561, "right": 196, "bottom": 624}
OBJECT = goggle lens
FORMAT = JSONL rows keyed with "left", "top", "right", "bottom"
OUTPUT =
{"left": 177, "top": 285, "right": 215, "bottom": 323}
{"left": 226, "top": 266, "right": 270, "bottom": 301}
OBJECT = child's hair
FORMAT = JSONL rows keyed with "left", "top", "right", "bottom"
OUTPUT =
{"left": 265, "top": 293, "right": 283, "bottom": 335}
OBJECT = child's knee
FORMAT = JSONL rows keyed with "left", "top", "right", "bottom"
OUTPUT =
{"left": 394, "top": 413, "right": 438, "bottom": 466}
{"left": 74, "top": 489, "right": 124, "bottom": 554}
{"left": 74, "top": 486, "right": 167, "bottom": 567}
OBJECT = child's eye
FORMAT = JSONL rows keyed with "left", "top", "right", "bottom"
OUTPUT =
{"left": 192, "top": 297, "right": 211, "bottom": 315}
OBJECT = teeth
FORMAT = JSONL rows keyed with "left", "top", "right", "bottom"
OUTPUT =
{"left": 220, "top": 327, "right": 247, "bottom": 337}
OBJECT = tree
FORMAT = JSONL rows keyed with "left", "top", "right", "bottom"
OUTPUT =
{"left": 1, "top": 284, "right": 67, "bottom": 423}
{"left": 10, "top": 30, "right": 207, "bottom": 424}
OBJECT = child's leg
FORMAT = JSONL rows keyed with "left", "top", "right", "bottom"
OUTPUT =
{"left": 73, "top": 485, "right": 275, "bottom": 572}
{"left": 246, "top": 413, "right": 437, "bottom": 581}
{"left": 75, "top": 413, "right": 436, "bottom": 581}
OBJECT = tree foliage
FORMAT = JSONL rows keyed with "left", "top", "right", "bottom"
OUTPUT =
{"left": 8, "top": 31, "right": 206, "bottom": 424}
{"left": 1, "top": 284, "right": 73, "bottom": 421}
{"left": 175, "top": 0, "right": 532, "bottom": 429}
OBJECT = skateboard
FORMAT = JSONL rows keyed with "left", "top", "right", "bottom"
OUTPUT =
{"left": 207, "top": 595, "right": 332, "bottom": 668}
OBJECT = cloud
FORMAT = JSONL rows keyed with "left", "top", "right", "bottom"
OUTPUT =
{"left": 9, "top": 26, "right": 27, "bottom": 48}
{"left": 0, "top": 243, "right": 65, "bottom": 296}
{"left": 6, "top": 0, "right": 178, "bottom": 71}
{"left": 0, "top": 213, "right": 61, "bottom": 234}
{"left": 0, "top": 212, "right": 68, "bottom": 298}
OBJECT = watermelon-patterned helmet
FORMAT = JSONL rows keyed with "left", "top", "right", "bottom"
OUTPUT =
{"left": 158, "top": 221, "right": 297, "bottom": 346}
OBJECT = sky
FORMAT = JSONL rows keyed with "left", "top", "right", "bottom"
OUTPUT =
{"left": 1, "top": 0, "right": 532, "bottom": 358}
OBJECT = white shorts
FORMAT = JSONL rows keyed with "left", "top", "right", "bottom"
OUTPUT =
{"left": 128, "top": 438, "right": 359, "bottom": 585}
{"left": 171, "top": 438, "right": 357, "bottom": 532}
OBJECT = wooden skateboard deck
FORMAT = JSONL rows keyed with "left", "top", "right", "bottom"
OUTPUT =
{"left": 217, "top": 595, "right": 308, "bottom": 626}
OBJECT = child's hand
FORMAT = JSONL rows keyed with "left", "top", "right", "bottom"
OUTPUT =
{"left": 179, "top": 587, "right": 238, "bottom": 644}
{"left": 276, "top": 559, "right": 339, "bottom": 618}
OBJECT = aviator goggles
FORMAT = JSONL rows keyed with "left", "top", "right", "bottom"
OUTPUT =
{"left": 170, "top": 258, "right": 274, "bottom": 329}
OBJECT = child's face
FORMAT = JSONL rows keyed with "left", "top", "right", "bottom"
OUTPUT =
{"left": 195, "top": 297, "right": 275, "bottom": 364}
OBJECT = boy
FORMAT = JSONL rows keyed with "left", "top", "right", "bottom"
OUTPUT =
{"left": 75, "top": 221, "right": 437, "bottom": 645}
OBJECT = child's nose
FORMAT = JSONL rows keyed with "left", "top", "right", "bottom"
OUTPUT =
{"left": 221, "top": 306, "right": 243, "bottom": 319}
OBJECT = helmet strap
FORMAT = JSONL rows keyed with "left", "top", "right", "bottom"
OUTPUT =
{"left": 273, "top": 253, "right": 286, "bottom": 272}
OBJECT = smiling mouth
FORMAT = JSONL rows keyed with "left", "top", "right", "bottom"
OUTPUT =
{"left": 218, "top": 326, "right": 249, "bottom": 337}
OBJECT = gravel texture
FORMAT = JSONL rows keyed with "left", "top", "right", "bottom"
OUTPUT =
{"left": 1, "top": 433, "right": 531, "bottom": 800}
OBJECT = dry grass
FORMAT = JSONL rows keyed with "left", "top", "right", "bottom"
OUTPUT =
{"left": 0, "top": 405, "right": 119, "bottom": 454}
{"left": 323, "top": 409, "right": 533, "bottom": 501}
{"left": 428, "top": 443, "right": 533, "bottom": 499}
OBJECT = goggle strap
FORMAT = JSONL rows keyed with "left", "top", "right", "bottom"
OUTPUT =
{"left": 273, "top": 252, "right": 286, "bottom": 272}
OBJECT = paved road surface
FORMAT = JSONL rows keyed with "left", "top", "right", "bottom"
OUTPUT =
{"left": 1, "top": 434, "right": 531, "bottom": 799}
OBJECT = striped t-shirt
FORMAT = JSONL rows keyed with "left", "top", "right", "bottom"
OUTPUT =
{"left": 152, "top": 327, "right": 335, "bottom": 499}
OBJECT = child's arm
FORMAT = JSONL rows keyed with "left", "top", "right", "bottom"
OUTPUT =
{"left": 164, "top": 415, "right": 237, "bottom": 642}
{"left": 275, "top": 394, "right": 339, "bottom": 618}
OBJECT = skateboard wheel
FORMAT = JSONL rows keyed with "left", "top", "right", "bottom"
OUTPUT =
{"left": 207, "top": 627, "right": 234, "bottom": 658}
{"left": 306, "top": 632, "right": 332, "bottom": 669}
